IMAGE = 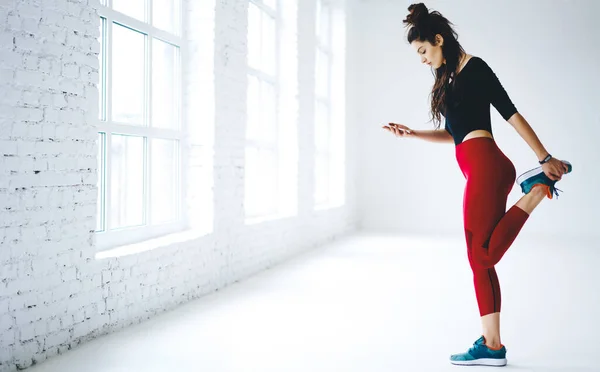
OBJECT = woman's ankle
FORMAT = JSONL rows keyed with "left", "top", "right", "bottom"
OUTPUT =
{"left": 486, "top": 342, "right": 503, "bottom": 350}
{"left": 482, "top": 335, "right": 502, "bottom": 349}
{"left": 531, "top": 183, "right": 551, "bottom": 198}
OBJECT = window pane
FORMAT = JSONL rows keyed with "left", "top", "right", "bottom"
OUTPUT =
{"left": 113, "top": 0, "right": 145, "bottom": 22}
{"left": 150, "top": 139, "right": 178, "bottom": 224}
{"left": 247, "top": 77, "right": 277, "bottom": 142}
{"left": 152, "top": 39, "right": 179, "bottom": 129}
{"left": 315, "top": 49, "right": 329, "bottom": 98}
{"left": 315, "top": 154, "right": 329, "bottom": 204}
{"left": 261, "top": 80, "right": 276, "bottom": 140}
{"left": 99, "top": 18, "right": 105, "bottom": 121}
{"left": 245, "top": 147, "right": 260, "bottom": 216}
{"left": 112, "top": 24, "right": 145, "bottom": 125}
{"left": 245, "top": 147, "right": 277, "bottom": 216}
{"left": 96, "top": 133, "right": 105, "bottom": 232}
{"left": 247, "top": 74, "right": 260, "bottom": 140}
{"left": 247, "top": 2, "right": 261, "bottom": 69}
{"left": 264, "top": 150, "right": 277, "bottom": 215}
{"left": 153, "top": 0, "right": 180, "bottom": 34}
{"left": 315, "top": 100, "right": 329, "bottom": 151}
{"left": 110, "top": 135, "right": 144, "bottom": 229}
{"left": 317, "top": 1, "right": 330, "bottom": 47}
{"left": 261, "top": 14, "right": 276, "bottom": 75}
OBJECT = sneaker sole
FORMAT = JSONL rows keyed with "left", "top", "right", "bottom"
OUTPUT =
{"left": 516, "top": 161, "right": 572, "bottom": 185}
{"left": 516, "top": 167, "right": 544, "bottom": 185}
{"left": 450, "top": 358, "right": 507, "bottom": 366}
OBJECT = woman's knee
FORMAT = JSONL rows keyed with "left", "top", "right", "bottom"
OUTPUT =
{"left": 469, "top": 255, "right": 496, "bottom": 270}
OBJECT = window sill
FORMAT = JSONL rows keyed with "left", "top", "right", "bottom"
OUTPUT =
{"left": 245, "top": 211, "right": 295, "bottom": 225}
{"left": 95, "top": 228, "right": 209, "bottom": 259}
{"left": 315, "top": 202, "right": 344, "bottom": 211}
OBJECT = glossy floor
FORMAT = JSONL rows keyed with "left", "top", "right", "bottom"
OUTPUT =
{"left": 28, "top": 233, "right": 599, "bottom": 372}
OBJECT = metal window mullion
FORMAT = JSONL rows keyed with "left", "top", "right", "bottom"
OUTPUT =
{"left": 152, "top": 29, "right": 183, "bottom": 46}
{"left": 99, "top": 8, "right": 146, "bottom": 28}
{"left": 145, "top": 137, "right": 151, "bottom": 226}
{"left": 98, "top": 6, "right": 183, "bottom": 46}
{"left": 102, "top": 123, "right": 182, "bottom": 140}
{"left": 274, "top": 0, "right": 281, "bottom": 211}
{"left": 104, "top": 14, "right": 114, "bottom": 231}
{"left": 147, "top": 34, "right": 153, "bottom": 129}
{"left": 176, "top": 43, "right": 186, "bottom": 226}
{"left": 146, "top": 0, "right": 184, "bottom": 46}
{"left": 177, "top": 139, "right": 183, "bottom": 225}
{"left": 326, "top": 7, "right": 333, "bottom": 103}
{"left": 105, "top": 131, "right": 113, "bottom": 230}
{"left": 97, "top": 17, "right": 107, "bottom": 232}
{"left": 147, "top": 0, "right": 152, "bottom": 27}
{"left": 100, "top": 18, "right": 107, "bottom": 122}
{"left": 145, "top": 22, "right": 153, "bottom": 226}
{"left": 258, "top": 6, "right": 264, "bottom": 77}
{"left": 326, "top": 5, "right": 332, "bottom": 191}
{"left": 98, "top": 132, "right": 106, "bottom": 231}
{"left": 105, "top": 18, "right": 114, "bottom": 124}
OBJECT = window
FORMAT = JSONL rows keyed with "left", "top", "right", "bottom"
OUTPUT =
{"left": 246, "top": 0, "right": 280, "bottom": 219}
{"left": 314, "top": 0, "right": 346, "bottom": 209}
{"left": 315, "top": 0, "right": 333, "bottom": 207}
{"left": 96, "top": 0, "right": 185, "bottom": 249}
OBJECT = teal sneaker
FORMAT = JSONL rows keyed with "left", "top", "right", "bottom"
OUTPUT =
{"left": 450, "top": 336, "right": 507, "bottom": 366}
{"left": 516, "top": 160, "right": 572, "bottom": 199}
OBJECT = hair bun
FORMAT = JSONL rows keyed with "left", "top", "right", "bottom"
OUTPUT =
{"left": 403, "top": 3, "right": 429, "bottom": 28}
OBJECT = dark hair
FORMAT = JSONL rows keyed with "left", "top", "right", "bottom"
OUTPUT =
{"left": 403, "top": 3, "right": 465, "bottom": 129}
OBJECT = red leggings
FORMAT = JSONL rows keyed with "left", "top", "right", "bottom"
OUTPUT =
{"left": 456, "top": 137, "right": 530, "bottom": 316}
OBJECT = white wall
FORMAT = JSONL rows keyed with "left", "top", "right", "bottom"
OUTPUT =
{"left": 352, "top": 0, "right": 600, "bottom": 241}
{"left": 0, "top": 0, "right": 358, "bottom": 370}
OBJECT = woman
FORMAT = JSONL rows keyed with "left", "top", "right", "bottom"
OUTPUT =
{"left": 382, "top": 3, "right": 572, "bottom": 367}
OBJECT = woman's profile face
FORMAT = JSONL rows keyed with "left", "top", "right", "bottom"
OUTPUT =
{"left": 411, "top": 35, "right": 444, "bottom": 69}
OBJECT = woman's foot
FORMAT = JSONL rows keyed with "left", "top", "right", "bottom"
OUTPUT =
{"left": 450, "top": 336, "right": 507, "bottom": 366}
{"left": 516, "top": 161, "right": 572, "bottom": 199}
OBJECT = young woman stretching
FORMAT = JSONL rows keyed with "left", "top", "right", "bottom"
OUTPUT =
{"left": 382, "top": 3, "right": 572, "bottom": 367}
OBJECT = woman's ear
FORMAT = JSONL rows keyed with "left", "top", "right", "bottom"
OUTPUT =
{"left": 436, "top": 34, "right": 444, "bottom": 46}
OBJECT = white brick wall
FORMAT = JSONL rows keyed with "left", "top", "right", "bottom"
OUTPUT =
{"left": 0, "top": 0, "right": 358, "bottom": 370}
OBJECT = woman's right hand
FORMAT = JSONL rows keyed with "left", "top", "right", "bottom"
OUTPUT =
{"left": 382, "top": 123, "right": 415, "bottom": 138}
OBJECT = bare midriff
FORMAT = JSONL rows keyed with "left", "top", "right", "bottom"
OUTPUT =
{"left": 461, "top": 129, "right": 493, "bottom": 143}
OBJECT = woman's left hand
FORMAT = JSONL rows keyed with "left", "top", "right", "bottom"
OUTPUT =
{"left": 542, "top": 157, "right": 569, "bottom": 181}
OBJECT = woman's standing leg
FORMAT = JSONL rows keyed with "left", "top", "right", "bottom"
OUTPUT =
{"left": 473, "top": 185, "right": 547, "bottom": 348}
{"left": 462, "top": 156, "right": 516, "bottom": 347}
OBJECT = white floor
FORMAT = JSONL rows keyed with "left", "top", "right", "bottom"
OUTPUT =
{"left": 28, "top": 233, "right": 600, "bottom": 372}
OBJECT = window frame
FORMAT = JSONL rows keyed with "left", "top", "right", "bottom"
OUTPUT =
{"left": 96, "top": 0, "right": 188, "bottom": 250}
{"left": 246, "top": 0, "right": 281, "bottom": 219}
{"left": 314, "top": 0, "right": 334, "bottom": 207}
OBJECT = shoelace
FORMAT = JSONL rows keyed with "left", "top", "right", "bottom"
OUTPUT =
{"left": 468, "top": 342, "right": 483, "bottom": 354}
{"left": 551, "top": 185, "right": 563, "bottom": 199}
